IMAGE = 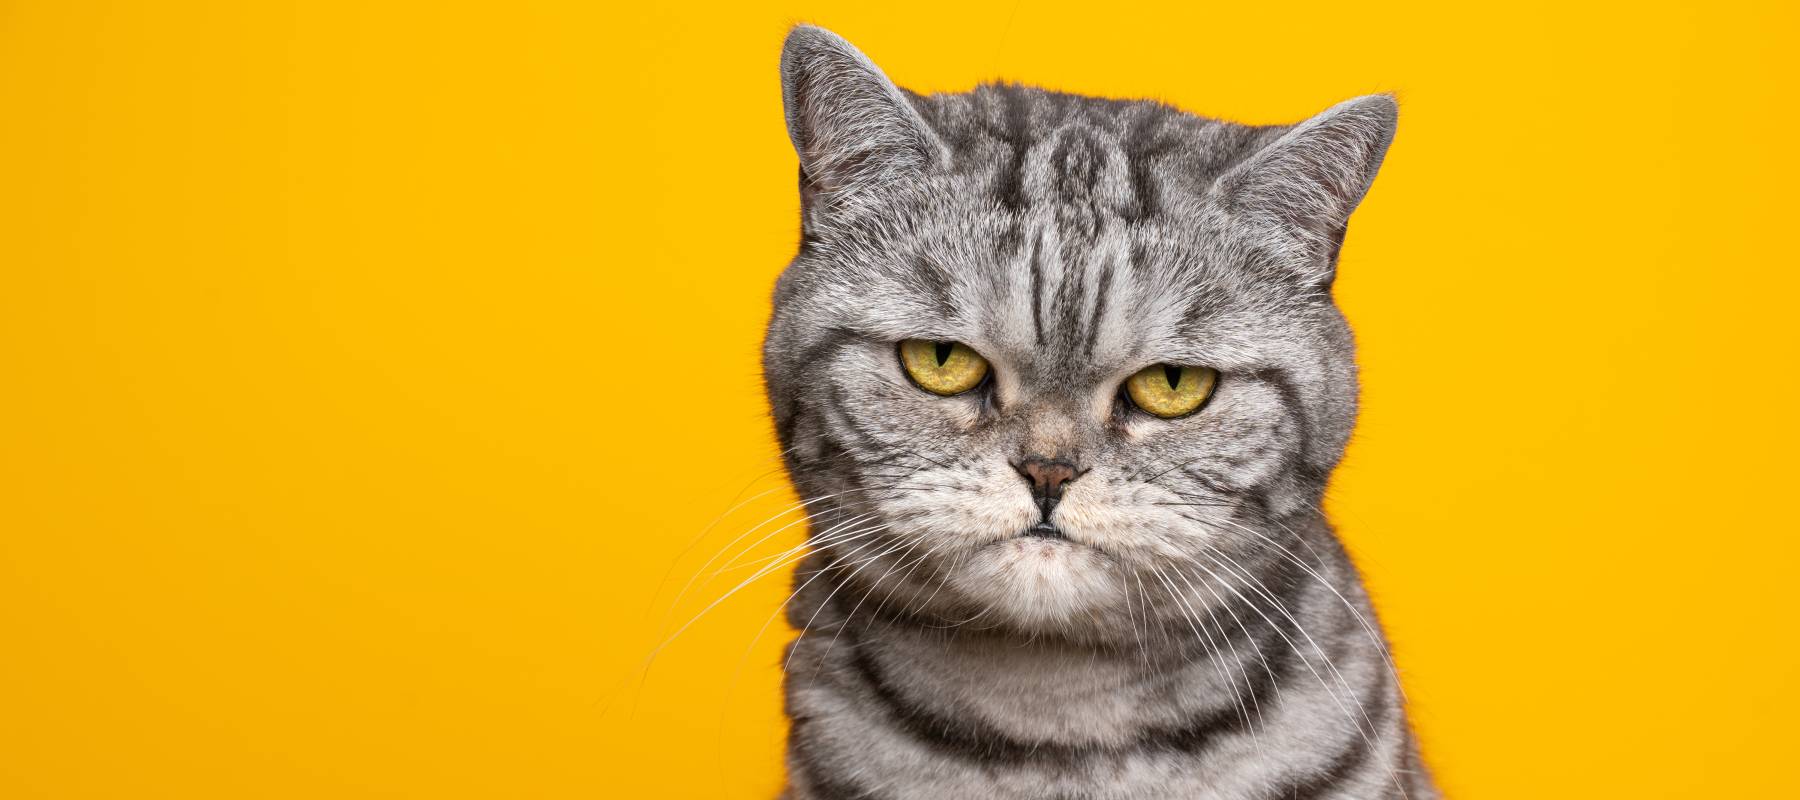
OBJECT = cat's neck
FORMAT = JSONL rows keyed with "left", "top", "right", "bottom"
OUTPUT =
{"left": 838, "top": 601, "right": 1261, "bottom": 749}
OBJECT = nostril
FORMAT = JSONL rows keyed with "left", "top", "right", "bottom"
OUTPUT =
{"left": 1014, "top": 456, "right": 1081, "bottom": 502}
{"left": 1013, "top": 460, "right": 1038, "bottom": 487}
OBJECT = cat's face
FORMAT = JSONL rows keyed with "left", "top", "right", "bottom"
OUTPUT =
{"left": 765, "top": 27, "right": 1394, "bottom": 640}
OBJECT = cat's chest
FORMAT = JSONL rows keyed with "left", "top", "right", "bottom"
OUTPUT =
{"left": 784, "top": 617, "right": 1387, "bottom": 799}
{"left": 791, "top": 696, "right": 1285, "bottom": 800}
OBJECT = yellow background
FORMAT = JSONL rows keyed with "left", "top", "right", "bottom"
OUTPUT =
{"left": 2, "top": 1, "right": 1796, "bottom": 797}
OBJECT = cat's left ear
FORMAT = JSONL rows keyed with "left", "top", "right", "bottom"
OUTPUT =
{"left": 780, "top": 25, "right": 945, "bottom": 215}
{"left": 1209, "top": 95, "right": 1399, "bottom": 286}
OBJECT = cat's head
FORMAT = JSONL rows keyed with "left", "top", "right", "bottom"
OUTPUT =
{"left": 763, "top": 26, "right": 1396, "bottom": 640}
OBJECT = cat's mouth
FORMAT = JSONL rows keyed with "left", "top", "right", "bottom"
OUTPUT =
{"left": 1010, "top": 522, "right": 1118, "bottom": 563}
{"left": 992, "top": 521, "right": 1122, "bottom": 573}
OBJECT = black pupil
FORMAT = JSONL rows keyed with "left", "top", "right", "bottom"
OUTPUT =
{"left": 935, "top": 341, "right": 954, "bottom": 366}
{"left": 1164, "top": 365, "right": 1183, "bottom": 390}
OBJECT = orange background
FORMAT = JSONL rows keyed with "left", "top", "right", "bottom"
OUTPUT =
{"left": 2, "top": 2, "right": 1796, "bottom": 797}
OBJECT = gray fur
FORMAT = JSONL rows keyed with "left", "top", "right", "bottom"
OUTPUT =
{"left": 765, "top": 25, "right": 1435, "bottom": 800}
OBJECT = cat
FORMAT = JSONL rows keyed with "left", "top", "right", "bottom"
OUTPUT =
{"left": 763, "top": 24, "right": 1436, "bottom": 800}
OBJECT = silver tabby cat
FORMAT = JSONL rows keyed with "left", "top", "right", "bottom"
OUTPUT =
{"left": 764, "top": 25, "right": 1437, "bottom": 800}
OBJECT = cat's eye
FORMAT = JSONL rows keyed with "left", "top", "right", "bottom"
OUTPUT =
{"left": 898, "top": 340, "right": 990, "bottom": 396}
{"left": 1125, "top": 364, "right": 1218, "bottom": 419}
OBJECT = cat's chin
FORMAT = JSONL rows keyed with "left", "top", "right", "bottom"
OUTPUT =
{"left": 949, "top": 535, "right": 1120, "bottom": 630}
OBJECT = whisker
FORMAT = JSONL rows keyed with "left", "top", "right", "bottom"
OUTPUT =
{"left": 1195, "top": 550, "right": 1409, "bottom": 800}
{"left": 641, "top": 484, "right": 789, "bottom": 620}
{"left": 1184, "top": 553, "right": 1365, "bottom": 744}
{"left": 712, "top": 511, "right": 883, "bottom": 578}
{"left": 814, "top": 534, "right": 933, "bottom": 666}
{"left": 787, "top": 536, "right": 919, "bottom": 677}
{"left": 598, "top": 513, "right": 888, "bottom": 718}
{"left": 1148, "top": 565, "right": 1256, "bottom": 735}
{"left": 1134, "top": 456, "right": 1205, "bottom": 484}
{"left": 862, "top": 537, "right": 952, "bottom": 627}
{"left": 1223, "top": 515, "right": 1409, "bottom": 701}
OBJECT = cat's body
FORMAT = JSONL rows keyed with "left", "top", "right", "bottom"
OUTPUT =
{"left": 764, "top": 26, "right": 1436, "bottom": 799}
{"left": 782, "top": 510, "right": 1424, "bottom": 799}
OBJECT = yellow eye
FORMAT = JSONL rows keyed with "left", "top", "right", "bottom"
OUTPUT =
{"left": 898, "top": 340, "right": 990, "bottom": 396}
{"left": 1125, "top": 364, "right": 1219, "bottom": 418}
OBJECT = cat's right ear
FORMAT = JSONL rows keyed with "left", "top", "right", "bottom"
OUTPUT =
{"left": 780, "top": 25, "right": 942, "bottom": 218}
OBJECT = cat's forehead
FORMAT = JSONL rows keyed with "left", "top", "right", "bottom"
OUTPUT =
{"left": 789, "top": 84, "right": 1333, "bottom": 381}
{"left": 836, "top": 209, "right": 1281, "bottom": 384}
{"left": 912, "top": 84, "right": 1281, "bottom": 217}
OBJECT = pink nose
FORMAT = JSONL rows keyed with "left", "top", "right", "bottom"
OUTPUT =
{"left": 1015, "top": 457, "right": 1079, "bottom": 501}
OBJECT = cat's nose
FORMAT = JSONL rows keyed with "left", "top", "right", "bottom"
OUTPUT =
{"left": 1014, "top": 457, "right": 1081, "bottom": 502}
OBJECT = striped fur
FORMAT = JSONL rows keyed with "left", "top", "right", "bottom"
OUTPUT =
{"left": 764, "top": 25, "right": 1435, "bottom": 799}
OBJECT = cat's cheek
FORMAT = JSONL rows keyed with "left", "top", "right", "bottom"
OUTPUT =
{"left": 897, "top": 501, "right": 1037, "bottom": 550}
{"left": 878, "top": 493, "right": 1036, "bottom": 554}
{"left": 875, "top": 460, "right": 1039, "bottom": 546}
{"left": 937, "top": 395, "right": 988, "bottom": 432}
{"left": 959, "top": 493, "right": 1039, "bottom": 541}
{"left": 1054, "top": 481, "right": 1145, "bottom": 553}
{"left": 1054, "top": 479, "right": 1210, "bottom": 561}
